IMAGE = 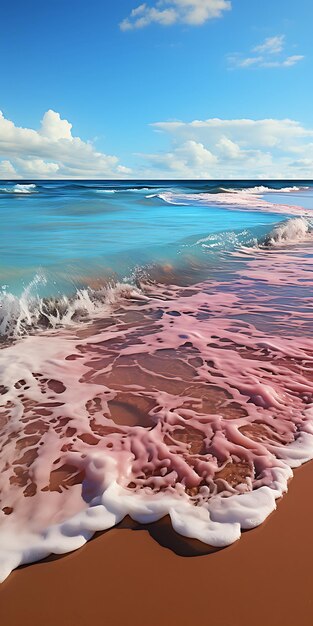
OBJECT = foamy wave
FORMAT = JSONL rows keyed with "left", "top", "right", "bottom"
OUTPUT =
{"left": 1, "top": 216, "right": 309, "bottom": 339}
{"left": 0, "top": 264, "right": 312, "bottom": 582}
{"left": 222, "top": 185, "right": 309, "bottom": 194}
{"left": 96, "top": 189, "right": 116, "bottom": 193}
{"left": 0, "top": 276, "right": 147, "bottom": 338}
{"left": 128, "top": 187, "right": 150, "bottom": 192}
{"left": 96, "top": 187, "right": 150, "bottom": 194}
{"left": 262, "top": 217, "right": 312, "bottom": 247}
{"left": 157, "top": 191, "right": 311, "bottom": 217}
{"left": 194, "top": 217, "right": 312, "bottom": 254}
{"left": 221, "top": 186, "right": 272, "bottom": 194}
{"left": 0, "top": 183, "right": 37, "bottom": 194}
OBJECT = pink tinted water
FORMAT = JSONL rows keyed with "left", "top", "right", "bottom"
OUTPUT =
{"left": 0, "top": 241, "right": 312, "bottom": 581}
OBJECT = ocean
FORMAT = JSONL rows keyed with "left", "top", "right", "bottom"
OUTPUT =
{"left": 0, "top": 179, "right": 312, "bottom": 581}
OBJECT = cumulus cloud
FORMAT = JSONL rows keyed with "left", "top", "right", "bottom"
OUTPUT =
{"left": 2, "top": 109, "right": 313, "bottom": 180}
{"left": 0, "top": 159, "right": 18, "bottom": 178}
{"left": 14, "top": 158, "right": 60, "bottom": 176}
{"left": 138, "top": 116, "right": 313, "bottom": 178}
{"left": 228, "top": 35, "right": 304, "bottom": 69}
{"left": 152, "top": 118, "right": 313, "bottom": 148}
{"left": 120, "top": 0, "right": 231, "bottom": 30}
{"left": 0, "top": 109, "right": 131, "bottom": 179}
{"left": 140, "top": 140, "right": 217, "bottom": 177}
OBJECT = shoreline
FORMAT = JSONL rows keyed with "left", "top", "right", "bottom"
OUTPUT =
{"left": 1, "top": 460, "right": 313, "bottom": 626}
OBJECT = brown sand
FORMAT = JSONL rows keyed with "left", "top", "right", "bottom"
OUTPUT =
{"left": 1, "top": 462, "right": 313, "bottom": 626}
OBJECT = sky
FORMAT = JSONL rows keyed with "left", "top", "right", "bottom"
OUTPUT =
{"left": 0, "top": 0, "right": 312, "bottom": 179}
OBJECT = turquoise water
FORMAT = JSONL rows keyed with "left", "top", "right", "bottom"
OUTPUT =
{"left": 2, "top": 179, "right": 309, "bottom": 298}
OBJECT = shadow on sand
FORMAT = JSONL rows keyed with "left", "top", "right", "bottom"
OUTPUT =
{"left": 17, "top": 514, "right": 223, "bottom": 576}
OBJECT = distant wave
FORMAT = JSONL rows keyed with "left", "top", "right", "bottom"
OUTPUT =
{"left": 96, "top": 187, "right": 151, "bottom": 194}
{"left": 1, "top": 182, "right": 309, "bottom": 197}
{"left": 96, "top": 189, "right": 117, "bottom": 193}
{"left": 6, "top": 183, "right": 156, "bottom": 194}
{"left": 156, "top": 190, "right": 311, "bottom": 217}
{"left": 221, "top": 185, "right": 310, "bottom": 194}
{"left": 0, "top": 183, "right": 37, "bottom": 194}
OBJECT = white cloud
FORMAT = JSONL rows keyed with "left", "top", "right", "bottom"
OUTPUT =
{"left": 228, "top": 35, "right": 304, "bottom": 69}
{"left": 216, "top": 136, "right": 241, "bottom": 158}
{"left": 262, "top": 55, "right": 305, "bottom": 68}
{"left": 2, "top": 109, "right": 313, "bottom": 181}
{"left": 40, "top": 110, "right": 72, "bottom": 140}
{"left": 142, "top": 140, "right": 217, "bottom": 177}
{"left": 120, "top": 0, "right": 231, "bottom": 30}
{"left": 137, "top": 116, "right": 313, "bottom": 178}
{"left": 152, "top": 118, "right": 313, "bottom": 149}
{"left": 0, "top": 110, "right": 132, "bottom": 179}
{"left": 0, "top": 159, "right": 18, "bottom": 178}
{"left": 14, "top": 158, "right": 60, "bottom": 177}
{"left": 253, "top": 35, "right": 285, "bottom": 55}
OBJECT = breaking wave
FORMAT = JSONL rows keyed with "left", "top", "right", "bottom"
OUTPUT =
{"left": 262, "top": 217, "right": 312, "bottom": 247}
{"left": 0, "top": 182, "right": 309, "bottom": 197}
{"left": 0, "top": 183, "right": 37, "bottom": 194}
{"left": 96, "top": 187, "right": 152, "bottom": 194}
{"left": 0, "top": 241, "right": 312, "bottom": 582}
{"left": 221, "top": 185, "right": 310, "bottom": 194}
{"left": 0, "top": 276, "right": 147, "bottom": 338}
{"left": 96, "top": 189, "right": 117, "bottom": 194}
{"left": 1, "top": 217, "right": 311, "bottom": 339}
{"left": 156, "top": 190, "right": 312, "bottom": 217}
{"left": 1, "top": 178, "right": 313, "bottom": 582}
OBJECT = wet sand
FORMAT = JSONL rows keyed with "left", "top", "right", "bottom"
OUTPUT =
{"left": 1, "top": 460, "right": 313, "bottom": 626}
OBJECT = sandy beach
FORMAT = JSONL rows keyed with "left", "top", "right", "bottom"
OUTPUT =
{"left": 1, "top": 459, "right": 313, "bottom": 626}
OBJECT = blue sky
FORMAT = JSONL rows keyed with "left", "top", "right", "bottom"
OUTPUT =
{"left": 0, "top": 0, "right": 312, "bottom": 178}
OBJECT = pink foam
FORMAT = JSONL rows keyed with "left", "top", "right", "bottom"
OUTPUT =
{"left": 0, "top": 243, "right": 312, "bottom": 581}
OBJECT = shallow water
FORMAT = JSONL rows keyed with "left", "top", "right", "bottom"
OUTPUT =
{"left": 1, "top": 179, "right": 304, "bottom": 297}
{"left": 0, "top": 180, "right": 312, "bottom": 581}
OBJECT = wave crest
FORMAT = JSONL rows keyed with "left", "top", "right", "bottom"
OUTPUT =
{"left": 262, "top": 217, "right": 312, "bottom": 247}
{"left": 0, "top": 276, "right": 147, "bottom": 338}
{"left": 222, "top": 185, "right": 309, "bottom": 194}
{"left": 0, "top": 183, "right": 37, "bottom": 194}
{"left": 156, "top": 190, "right": 311, "bottom": 217}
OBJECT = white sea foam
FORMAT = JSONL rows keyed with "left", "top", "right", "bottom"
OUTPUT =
{"left": 157, "top": 191, "right": 311, "bottom": 217}
{"left": 96, "top": 189, "right": 116, "bottom": 193}
{"left": 0, "top": 183, "right": 37, "bottom": 194}
{"left": 262, "top": 217, "right": 312, "bottom": 247}
{"left": 2, "top": 447, "right": 310, "bottom": 582}
{"left": 0, "top": 276, "right": 147, "bottom": 338}
{"left": 96, "top": 187, "right": 150, "bottom": 194}
{"left": 222, "top": 185, "right": 309, "bottom": 194}
{"left": 128, "top": 187, "right": 150, "bottom": 192}
{"left": 0, "top": 321, "right": 312, "bottom": 582}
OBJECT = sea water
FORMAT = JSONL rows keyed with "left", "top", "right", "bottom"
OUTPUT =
{"left": 0, "top": 180, "right": 312, "bottom": 581}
